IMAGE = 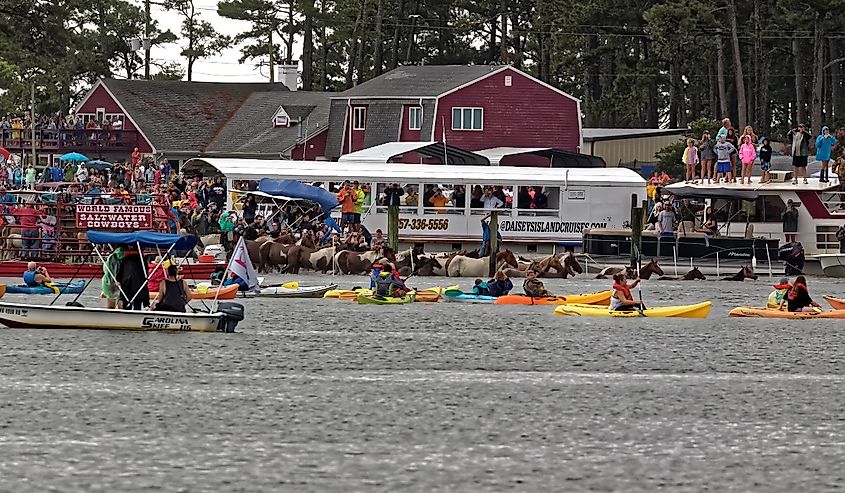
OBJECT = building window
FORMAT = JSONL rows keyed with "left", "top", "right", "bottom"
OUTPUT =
{"left": 408, "top": 106, "right": 422, "bottom": 130}
{"left": 353, "top": 107, "right": 366, "bottom": 130}
{"left": 451, "top": 107, "right": 483, "bottom": 131}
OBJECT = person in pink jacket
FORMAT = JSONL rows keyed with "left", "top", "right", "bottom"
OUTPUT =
{"left": 738, "top": 135, "right": 757, "bottom": 185}
{"left": 682, "top": 138, "right": 700, "bottom": 183}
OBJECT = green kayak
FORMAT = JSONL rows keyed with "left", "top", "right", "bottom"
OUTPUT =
{"left": 356, "top": 291, "right": 416, "bottom": 305}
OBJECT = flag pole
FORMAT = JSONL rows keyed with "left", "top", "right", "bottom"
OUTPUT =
{"left": 441, "top": 116, "right": 448, "bottom": 165}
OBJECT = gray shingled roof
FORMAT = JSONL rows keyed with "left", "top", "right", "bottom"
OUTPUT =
{"left": 337, "top": 65, "right": 505, "bottom": 98}
{"left": 101, "top": 79, "right": 289, "bottom": 154}
{"left": 206, "top": 91, "right": 331, "bottom": 156}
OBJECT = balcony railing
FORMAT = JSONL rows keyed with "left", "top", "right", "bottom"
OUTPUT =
{"left": 0, "top": 129, "right": 141, "bottom": 154}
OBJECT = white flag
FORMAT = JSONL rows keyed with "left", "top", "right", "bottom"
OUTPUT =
{"left": 228, "top": 237, "right": 260, "bottom": 293}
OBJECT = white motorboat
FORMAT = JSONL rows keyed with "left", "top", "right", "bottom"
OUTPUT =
{"left": 0, "top": 301, "right": 244, "bottom": 332}
{"left": 815, "top": 253, "right": 845, "bottom": 277}
{"left": 244, "top": 283, "right": 338, "bottom": 298}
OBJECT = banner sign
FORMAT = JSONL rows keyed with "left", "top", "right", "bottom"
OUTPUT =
{"left": 76, "top": 204, "right": 153, "bottom": 230}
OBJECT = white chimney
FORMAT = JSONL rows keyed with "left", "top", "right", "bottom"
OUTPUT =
{"left": 276, "top": 64, "right": 298, "bottom": 91}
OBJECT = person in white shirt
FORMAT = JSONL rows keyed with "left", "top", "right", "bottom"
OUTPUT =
{"left": 481, "top": 187, "right": 503, "bottom": 209}
{"left": 75, "top": 165, "right": 88, "bottom": 183}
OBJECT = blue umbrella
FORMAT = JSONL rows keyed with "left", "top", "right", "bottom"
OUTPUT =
{"left": 85, "top": 159, "right": 112, "bottom": 170}
{"left": 59, "top": 152, "right": 90, "bottom": 162}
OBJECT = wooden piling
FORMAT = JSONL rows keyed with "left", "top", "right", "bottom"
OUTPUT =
{"left": 630, "top": 195, "right": 643, "bottom": 271}
{"left": 387, "top": 205, "right": 399, "bottom": 251}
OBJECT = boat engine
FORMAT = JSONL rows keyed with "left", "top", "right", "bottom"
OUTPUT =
{"left": 216, "top": 302, "right": 245, "bottom": 333}
{"left": 778, "top": 241, "right": 805, "bottom": 275}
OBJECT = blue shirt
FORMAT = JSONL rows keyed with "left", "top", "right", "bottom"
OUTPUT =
{"left": 51, "top": 166, "right": 64, "bottom": 182}
{"left": 0, "top": 192, "right": 16, "bottom": 213}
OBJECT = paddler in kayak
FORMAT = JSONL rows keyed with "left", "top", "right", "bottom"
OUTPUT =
{"left": 778, "top": 275, "right": 822, "bottom": 313}
{"left": 486, "top": 271, "right": 513, "bottom": 297}
{"left": 610, "top": 272, "right": 644, "bottom": 311}
{"left": 373, "top": 266, "right": 406, "bottom": 298}
{"left": 767, "top": 277, "right": 791, "bottom": 309}
{"left": 23, "top": 262, "right": 52, "bottom": 287}
{"left": 472, "top": 278, "right": 490, "bottom": 295}
{"left": 523, "top": 269, "right": 550, "bottom": 297}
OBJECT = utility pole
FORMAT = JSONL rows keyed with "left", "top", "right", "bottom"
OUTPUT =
{"left": 144, "top": 0, "right": 151, "bottom": 79}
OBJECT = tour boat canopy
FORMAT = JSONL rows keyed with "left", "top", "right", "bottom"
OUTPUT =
{"left": 87, "top": 231, "right": 198, "bottom": 250}
{"left": 337, "top": 142, "right": 490, "bottom": 165}
{"left": 183, "top": 158, "right": 645, "bottom": 188}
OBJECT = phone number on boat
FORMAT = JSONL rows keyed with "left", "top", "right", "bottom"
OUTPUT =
{"left": 398, "top": 218, "right": 450, "bottom": 230}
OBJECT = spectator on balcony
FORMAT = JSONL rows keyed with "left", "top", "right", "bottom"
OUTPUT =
{"left": 75, "top": 164, "right": 88, "bottom": 183}
{"left": 131, "top": 147, "right": 141, "bottom": 166}
{"left": 111, "top": 118, "right": 122, "bottom": 141}
{"left": 63, "top": 163, "right": 75, "bottom": 182}
{"left": 12, "top": 165, "right": 22, "bottom": 187}
{"left": 85, "top": 119, "right": 98, "bottom": 141}
{"left": 24, "top": 164, "right": 35, "bottom": 189}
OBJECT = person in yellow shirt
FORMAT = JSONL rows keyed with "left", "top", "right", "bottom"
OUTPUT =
{"left": 646, "top": 178, "right": 658, "bottom": 215}
{"left": 405, "top": 188, "right": 419, "bottom": 206}
{"left": 429, "top": 188, "right": 450, "bottom": 213}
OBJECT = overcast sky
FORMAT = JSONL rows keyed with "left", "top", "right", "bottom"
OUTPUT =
{"left": 146, "top": 0, "right": 281, "bottom": 82}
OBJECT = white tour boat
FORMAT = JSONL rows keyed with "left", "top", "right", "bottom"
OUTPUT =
{"left": 183, "top": 158, "right": 646, "bottom": 254}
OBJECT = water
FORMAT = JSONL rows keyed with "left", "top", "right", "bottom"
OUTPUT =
{"left": 1, "top": 274, "right": 844, "bottom": 492}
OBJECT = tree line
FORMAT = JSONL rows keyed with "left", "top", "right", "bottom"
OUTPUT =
{"left": 1, "top": 0, "right": 844, "bottom": 139}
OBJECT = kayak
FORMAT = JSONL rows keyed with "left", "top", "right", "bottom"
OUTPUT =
{"left": 357, "top": 292, "right": 416, "bottom": 305}
{"left": 152, "top": 283, "right": 239, "bottom": 300}
{"left": 555, "top": 301, "right": 712, "bottom": 318}
{"left": 729, "top": 306, "right": 845, "bottom": 319}
{"left": 246, "top": 284, "right": 338, "bottom": 298}
{"left": 6, "top": 280, "right": 87, "bottom": 295}
{"left": 443, "top": 290, "right": 498, "bottom": 304}
{"left": 823, "top": 295, "right": 845, "bottom": 310}
{"left": 337, "top": 287, "right": 442, "bottom": 302}
{"left": 495, "top": 290, "right": 612, "bottom": 306}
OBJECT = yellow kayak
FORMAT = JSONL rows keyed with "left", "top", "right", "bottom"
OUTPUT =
{"left": 334, "top": 287, "right": 443, "bottom": 302}
{"left": 494, "top": 290, "right": 611, "bottom": 306}
{"left": 554, "top": 301, "right": 712, "bottom": 318}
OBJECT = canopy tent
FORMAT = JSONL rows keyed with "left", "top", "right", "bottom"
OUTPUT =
{"left": 87, "top": 231, "right": 198, "bottom": 250}
{"left": 258, "top": 178, "right": 340, "bottom": 213}
{"left": 666, "top": 186, "right": 759, "bottom": 201}
{"left": 337, "top": 142, "right": 490, "bottom": 165}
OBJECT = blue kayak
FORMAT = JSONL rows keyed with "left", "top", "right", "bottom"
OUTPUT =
{"left": 6, "top": 280, "right": 87, "bottom": 295}
{"left": 443, "top": 290, "right": 498, "bottom": 304}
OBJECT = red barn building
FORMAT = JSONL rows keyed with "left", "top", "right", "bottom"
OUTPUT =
{"left": 324, "top": 65, "right": 583, "bottom": 164}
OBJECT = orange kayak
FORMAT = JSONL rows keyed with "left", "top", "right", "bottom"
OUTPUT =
{"left": 729, "top": 306, "right": 845, "bottom": 319}
{"left": 494, "top": 290, "right": 612, "bottom": 306}
{"left": 151, "top": 283, "right": 238, "bottom": 301}
{"left": 0, "top": 284, "right": 5, "bottom": 299}
{"left": 823, "top": 295, "right": 845, "bottom": 310}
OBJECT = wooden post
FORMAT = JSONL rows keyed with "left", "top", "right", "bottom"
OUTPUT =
{"left": 488, "top": 211, "right": 499, "bottom": 277}
{"left": 387, "top": 205, "right": 399, "bottom": 251}
{"left": 629, "top": 195, "right": 643, "bottom": 271}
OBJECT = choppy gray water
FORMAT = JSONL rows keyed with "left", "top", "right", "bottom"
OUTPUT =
{"left": 1, "top": 274, "right": 844, "bottom": 492}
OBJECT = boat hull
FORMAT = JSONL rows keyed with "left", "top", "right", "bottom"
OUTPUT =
{"left": 0, "top": 302, "right": 224, "bottom": 332}
{"left": 729, "top": 306, "right": 845, "bottom": 319}
{"left": 555, "top": 301, "right": 712, "bottom": 318}
{"left": 495, "top": 290, "right": 612, "bottom": 306}
{"left": 815, "top": 254, "right": 845, "bottom": 278}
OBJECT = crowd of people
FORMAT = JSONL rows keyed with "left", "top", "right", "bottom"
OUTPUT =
{"left": 0, "top": 113, "right": 126, "bottom": 148}
{"left": 674, "top": 118, "right": 845, "bottom": 186}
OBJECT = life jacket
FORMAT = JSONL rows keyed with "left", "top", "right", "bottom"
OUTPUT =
{"left": 23, "top": 270, "right": 37, "bottom": 286}
{"left": 612, "top": 282, "right": 633, "bottom": 301}
{"left": 369, "top": 264, "right": 383, "bottom": 289}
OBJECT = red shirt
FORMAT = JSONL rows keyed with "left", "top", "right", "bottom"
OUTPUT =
{"left": 12, "top": 207, "right": 43, "bottom": 231}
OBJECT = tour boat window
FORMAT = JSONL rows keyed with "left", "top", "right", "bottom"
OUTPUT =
{"left": 743, "top": 195, "right": 786, "bottom": 223}
{"left": 374, "top": 182, "right": 419, "bottom": 214}
{"left": 468, "top": 184, "right": 512, "bottom": 216}
{"left": 421, "top": 183, "right": 464, "bottom": 215}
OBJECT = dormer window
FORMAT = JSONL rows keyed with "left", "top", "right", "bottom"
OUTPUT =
{"left": 272, "top": 106, "right": 291, "bottom": 127}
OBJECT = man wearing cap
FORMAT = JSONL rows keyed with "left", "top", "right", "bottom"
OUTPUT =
{"left": 787, "top": 123, "right": 813, "bottom": 184}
